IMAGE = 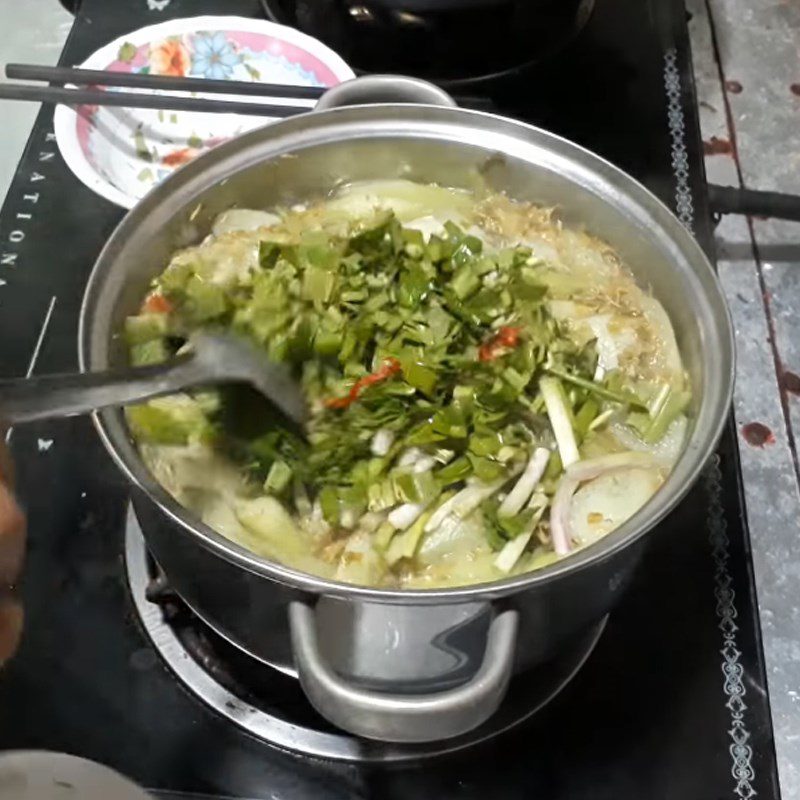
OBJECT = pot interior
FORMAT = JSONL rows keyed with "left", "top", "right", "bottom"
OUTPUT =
{"left": 81, "top": 105, "right": 733, "bottom": 599}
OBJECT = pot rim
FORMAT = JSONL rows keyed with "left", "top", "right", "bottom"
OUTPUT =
{"left": 79, "top": 102, "right": 735, "bottom": 604}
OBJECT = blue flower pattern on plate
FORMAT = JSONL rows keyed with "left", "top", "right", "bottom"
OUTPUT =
{"left": 191, "top": 32, "right": 240, "bottom": 79}
{"left": 239, "top": 49, "right": 323, "bottom": 86}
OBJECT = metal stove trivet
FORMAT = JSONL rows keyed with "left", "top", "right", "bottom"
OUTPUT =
{"left": 125, "top": 506, "right": 606, "bottom": 763}
{"left": 258, "top": 0, "right": 596, "bottom": 85}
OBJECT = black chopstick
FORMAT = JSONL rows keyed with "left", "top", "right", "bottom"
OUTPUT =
{"left": 4, "top": 62, "right": 497, "bottom": 113}
{"left": 0, "top": 82, "right": 308, "bottom": 117}
{"left": 6, "top": 63, "right": 326, "bottom": 100}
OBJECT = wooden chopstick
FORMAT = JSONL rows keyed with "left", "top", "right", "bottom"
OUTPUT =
{"left": 3, "top": 63, "right": 498, "bottom": 112}
{"left": 6, "top": 63, "right": 326, "bottom": 100}
{"left": 0, "top": 82, "right": 309, "bottom": 117}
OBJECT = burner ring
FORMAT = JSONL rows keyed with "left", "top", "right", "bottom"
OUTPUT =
{"left": 259, "top": 0, "right": 596, "bottom": 87}
{"left": 125, "top": 507, "right": 605, "bottom": 763}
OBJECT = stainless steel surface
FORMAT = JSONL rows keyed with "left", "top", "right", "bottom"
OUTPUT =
{"left": 313, "top": 74, "right": 457, "bottom": 110}
{"left": 125, "top": 508, "right": 607, "bottom": 762}
{"left": 80, "top": 75, "right": 734, "bottom": 740}
{"left": 289, "top": 600, "right": 518, "bottom": 741}
{"left": 0, "top": 332, "right": 306, "bottom": 426}
{"left": 132, "top": 489, "right": 644, "bottom": 708}
{"left": 80, "top": 95, "right": 735, "bottom": 599}
{"left": 689, "top": 1, "right": 800, "bottom": 795}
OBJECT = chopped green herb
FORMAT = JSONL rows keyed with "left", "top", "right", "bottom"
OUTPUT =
{"left": 125, "top": 194, "right": 689, "bottom": 590}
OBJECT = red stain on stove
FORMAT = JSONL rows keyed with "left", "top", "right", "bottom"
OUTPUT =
{"left": 725, "top": 80, "right": 743, "bottom": 94}
{"left": 741, "top": 422, "right": 775, "bottom": 447}
{"left": 703, "top": 136, "right": 733, "bottom": 156}
{"left": 782, "top": 370, "right": 800, "bottom": 396}
{"left": 791, "top": 83, "right": 800, "bottom": 96}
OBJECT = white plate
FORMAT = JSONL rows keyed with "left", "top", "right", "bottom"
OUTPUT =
{"left": 54, "top": 16, "right": 354, "bottom": 208}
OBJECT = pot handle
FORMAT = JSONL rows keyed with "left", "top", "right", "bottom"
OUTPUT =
{"left": 288, "top": 600, "right": 519, "bottom": 742}
{"left": 315, "top": 74, "right": 457, "bottom": 111}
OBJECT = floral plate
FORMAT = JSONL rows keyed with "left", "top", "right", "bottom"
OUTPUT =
{"left": 54, "top": 16, "right": 354, "bottom": 208}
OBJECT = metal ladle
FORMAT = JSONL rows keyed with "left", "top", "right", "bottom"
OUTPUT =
{"left": 0, "top": 332, "right": 307, "bottom": 426}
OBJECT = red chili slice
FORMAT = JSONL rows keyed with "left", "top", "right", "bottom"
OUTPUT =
{"left": 325, "top": 358, "right": 402, "bottom": 410}
{"left": 478, "top": 326, "right": 523, "bottom": 362}
{"left": 142, "top": 293, "right": 173, "bottom": 314}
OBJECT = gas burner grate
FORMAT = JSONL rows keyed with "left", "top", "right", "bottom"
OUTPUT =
{"left": 259, "top": 0, "right": 595, "bottom": 86}
{"left": 126, "top": 506, "right": 605, "bottom": 763}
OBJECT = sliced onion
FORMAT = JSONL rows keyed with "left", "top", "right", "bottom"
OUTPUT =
{"left": 397, "top": 447, "right": 424, "bottom": 468}
{"left": 211, "top": 208, "right": 281, "bottom": 235}
{"left": 417, "top": 513, "right": 487, "bottom": 565}
{"left": 358, "top": 511, "right": 386, "bottom": 534}
{"left": 425, "top": 466, "right": 524, "bottom": 535}
{"left": 433, "top": 448, "right": 455, "bottom": 464}
{"left": 405, "top": 215, "right": 446, "bottom": 241}
{"left": 426, "top": 478, "right": 501, "bottom": 533}
{"left": 569, "top": 468, "right": 663, "bottom": 545}
{"left": 498, "top": 447, "right": 551, "bottom": 518}
{"left": 388, "top": 502, "right": 427, "bottom": 531}
{"left": 412, "top": 455, "right": 437, "bottom": 474}
{"left": 371, "top": 428, "right": 395, "bottom": 456}
{"left": 494, "top": 499, "right": 548, "bottom": 573}
{"left": 340, "top": 509, "right": 357, "bottom": 529}
{"left": 550, "top": 452, "right": 659, "bottom": 555}
{"left": 494, "top": 531, "right": 533, "bottom": 573}
{"left": 327, "top": 180, "right": 473, "bottom": 225}
{"left": 453, "top": 480, "right": 508, "bottom": 519}
{"left": 424, "top": 492, "right": 461, "bottom": 534}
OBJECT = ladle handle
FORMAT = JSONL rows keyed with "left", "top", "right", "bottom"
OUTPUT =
{"left": 0, "top": 355, "right": 202, "bottom": 424}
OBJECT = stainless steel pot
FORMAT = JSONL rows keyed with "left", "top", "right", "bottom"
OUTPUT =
{"left": 79, "top": 76, "right": 734, "bottom": 743}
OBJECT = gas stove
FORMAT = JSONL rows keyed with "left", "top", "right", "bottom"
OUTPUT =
{"left": 0, "top": 0, "right": 781, "bottom": 798}
{"left": 125, "top": 507, "right": 607, "bottom": 763}
{"left": 258, "top": 0, "right": 595, "bottom": 85}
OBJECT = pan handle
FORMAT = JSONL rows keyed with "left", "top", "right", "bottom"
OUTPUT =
{"left": 315, "top": 74, "right": 457, "bottom": 111}
{"left": 288, "top": 599, "right": 519, "bottom": 742}
{"left": 707, "top": 183, "right": 800, "bottom": 223}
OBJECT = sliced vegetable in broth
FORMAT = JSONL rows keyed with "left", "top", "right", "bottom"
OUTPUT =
{"left": 125, "top": 180, "right": 689, "bottom": 589}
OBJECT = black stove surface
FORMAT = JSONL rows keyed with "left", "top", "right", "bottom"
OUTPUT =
{"left": 259, "top": 0, "right": 594, "bottom": 84}
{"left": 0, "top": 0, "right": 781, "bottom": 798}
